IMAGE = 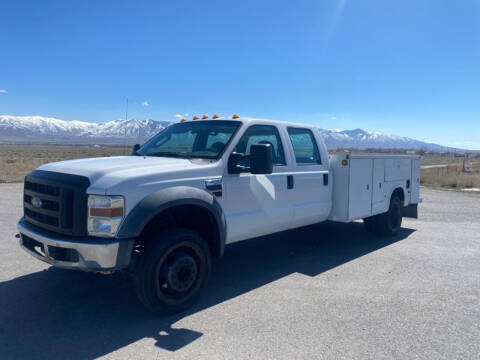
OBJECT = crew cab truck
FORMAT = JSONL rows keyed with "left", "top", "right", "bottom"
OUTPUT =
{"left": 17, "top": 117, "right": 420, "bottom": 314}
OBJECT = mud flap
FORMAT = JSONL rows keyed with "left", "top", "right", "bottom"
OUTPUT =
{"left": 402, "top": 204, "right": 418, "bottom": 219}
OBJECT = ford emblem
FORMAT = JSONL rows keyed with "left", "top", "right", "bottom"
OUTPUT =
{"left": 31, "top": 196, "right": 43, "bottom": 209}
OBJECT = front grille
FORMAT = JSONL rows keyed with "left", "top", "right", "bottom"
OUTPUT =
{"left": 23, "top": 170, "right": 90, "bottom": 236}
{"left": 24, "top": 194, "right": 60, "bottom": 212}
{"left": 25, "top": 181, "right": 60, "bottom": 196}
{"left": 25, "top": 207, "right": 59, "bottom": 226}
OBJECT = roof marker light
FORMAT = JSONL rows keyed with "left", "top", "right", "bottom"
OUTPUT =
{"left": 193, "top": 116, "right": 199, "bottom": 120}
{"left": 232, "top": 114, "right": 239, "bottom": 119}
{"left": 202, "top": 115, "right": 209, "bottom": 119}
{"left": 180, "top": 118, "right": 187, "bottom": 123}
{"left": 212, "top": 114, "right": 219, "bottom": 119}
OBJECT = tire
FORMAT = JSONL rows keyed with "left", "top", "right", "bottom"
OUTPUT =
{"left": 133, "top": 228, "right": 211, "bottom": 315}
{"left": 376, "top": 197, "right": 403, "bottom": 236}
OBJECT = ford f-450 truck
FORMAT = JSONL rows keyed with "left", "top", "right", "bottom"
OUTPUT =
{"left": 17, "top": 117, "right": 420, "bottom": 314}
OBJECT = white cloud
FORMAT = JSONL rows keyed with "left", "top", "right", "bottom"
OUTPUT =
{"left": 141, "top": 101, "right": 151, "bottom": 107}
{"left": 0, "top": 89, "right": 7, "bottom": 94}
{"left": 175, "top": 113, "right": 189, "bottom": 119}
{"left": 323, "top": 0, "right": 348, "bottom": 49}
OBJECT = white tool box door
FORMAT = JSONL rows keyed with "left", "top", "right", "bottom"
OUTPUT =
{"left": 348, "top": 158, "right": 373, "bottom": 220}
{"left": 372, "top": 159, "right": 385, "bottom": 204}
{"left": 411, "top": 159, "right": 421, "bottom": 203}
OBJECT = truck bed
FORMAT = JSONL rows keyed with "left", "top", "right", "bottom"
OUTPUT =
{"left": 328, "top": 154, "right": 421, "bottom": 222}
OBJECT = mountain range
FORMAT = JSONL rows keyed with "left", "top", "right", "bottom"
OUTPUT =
{"left": 0, "top": 115, "right": 454, "bottom": 151}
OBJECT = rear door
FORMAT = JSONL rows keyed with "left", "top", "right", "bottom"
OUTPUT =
{"left": 286, "top": 127, "right": 331, "bottom": 228}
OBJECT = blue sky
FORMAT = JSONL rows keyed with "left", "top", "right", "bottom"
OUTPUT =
{"left": 1, "top": 0, "right": 479, "bottom": 148}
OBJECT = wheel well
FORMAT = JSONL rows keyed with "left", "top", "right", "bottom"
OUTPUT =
{"left": 137, "top": 204, "right": 221, "bottom": 258}
{"left": 391, "top": 187, "right": 405, "bottom": 204}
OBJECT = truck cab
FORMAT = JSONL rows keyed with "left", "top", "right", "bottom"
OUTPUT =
{"left": 17, "top": 117, "right": 420, "bottom": 314}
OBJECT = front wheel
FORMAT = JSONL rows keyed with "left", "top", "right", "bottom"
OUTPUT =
{"left": 133, "top": 228, "right": 211, "bottom": 315}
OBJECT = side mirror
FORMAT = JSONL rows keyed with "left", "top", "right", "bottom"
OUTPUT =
{"left": 132, "top": 144, "right": 141, "bottom": 155}
{"left": 250, "top": 144, "right": 273, "bottom": 174}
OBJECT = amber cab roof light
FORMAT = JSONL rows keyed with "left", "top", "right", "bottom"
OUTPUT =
{"left": 232, "top": 114, "right": 240, "bottom": 119}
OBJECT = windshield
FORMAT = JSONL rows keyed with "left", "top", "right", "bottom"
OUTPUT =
{"left": 137, "top": 120, "right": 241, "bottom": 159}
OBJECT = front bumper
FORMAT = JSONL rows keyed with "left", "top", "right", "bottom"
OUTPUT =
{"left": 17, "top": 218, "right": 134, "bottom": 272}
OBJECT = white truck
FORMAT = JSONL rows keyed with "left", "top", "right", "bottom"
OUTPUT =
{"left": 17, "top": 117, "right": 420, "bottom": 314}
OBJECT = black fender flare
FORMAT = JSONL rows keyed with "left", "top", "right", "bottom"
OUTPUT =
{"left": 116, "top": 186, "right": 226, "bottom": 257}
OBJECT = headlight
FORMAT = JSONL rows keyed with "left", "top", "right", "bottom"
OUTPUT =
{"left": 87, "top": 195, "right": 125, "bottom": 237}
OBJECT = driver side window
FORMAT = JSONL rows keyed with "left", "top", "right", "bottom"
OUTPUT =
{"left": 234, "top": 125, "right": 286, "bottom": 166}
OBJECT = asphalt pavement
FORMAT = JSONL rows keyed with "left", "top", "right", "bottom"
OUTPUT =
{"left": 0, "top": 184, "right": 479, "bottom": 360}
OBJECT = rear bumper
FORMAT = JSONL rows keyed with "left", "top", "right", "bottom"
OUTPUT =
{"left": 17, "top": 218, "right": 134, "bottom": 272}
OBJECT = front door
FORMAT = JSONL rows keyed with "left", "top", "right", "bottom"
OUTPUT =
{"left": 221, "top": 124, "right": 293, "bottom": 243}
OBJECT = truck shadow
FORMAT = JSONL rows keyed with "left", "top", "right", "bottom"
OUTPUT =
{"left": 0, "top": 221, "right": 414, "bottom": 359}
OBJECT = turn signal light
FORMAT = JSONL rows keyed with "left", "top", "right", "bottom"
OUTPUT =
{"left": 232, "top": 114, "right": 239, "bottom": 119}
{"left": 202, "top": 115, "right": 209, "bottom": 119}
{"left": 193, "top": 116, "right": 200, "bottom": 120}
{"left": 212, "top": 114, "right": 219, "bottom": 119}
{"left": 342, "top": 159, "right": 349, "bottom": 166}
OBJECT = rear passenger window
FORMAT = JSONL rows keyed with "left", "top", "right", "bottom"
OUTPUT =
{"left": 287, "top": 128, "right": 321, "bottom": 165}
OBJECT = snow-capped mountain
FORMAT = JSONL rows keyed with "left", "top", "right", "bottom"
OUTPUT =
{"left": 0, "top": 115, "right": 453, "bottom": 150}
{"left": 318, "top": 128, "right": 450, "bottom": 150}
{"left": 0, "top": 115, "right": 171, "bottom": 142}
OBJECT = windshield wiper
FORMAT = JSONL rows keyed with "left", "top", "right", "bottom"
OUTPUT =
{"left": 149, "top": 151, "right": 195, "bottom": 159}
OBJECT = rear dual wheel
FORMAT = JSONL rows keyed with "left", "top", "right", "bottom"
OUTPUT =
{"left": 364, "top": 197, "right": 403, "bottom": 236}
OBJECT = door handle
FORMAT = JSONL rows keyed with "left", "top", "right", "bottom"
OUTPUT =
{"left": 287, "top": 175, "right": 294, "bottom": 189}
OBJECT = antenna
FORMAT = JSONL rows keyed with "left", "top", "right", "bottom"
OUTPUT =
{"left": 123, "top": 98, "right": 129, "bottom": 155}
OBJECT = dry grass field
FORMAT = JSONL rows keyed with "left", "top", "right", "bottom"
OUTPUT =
{"left": 421, "top": 162, "right": 480, "bottom": 189}
{"left": 0, "top": 145, "right": 126, "bottom": 182}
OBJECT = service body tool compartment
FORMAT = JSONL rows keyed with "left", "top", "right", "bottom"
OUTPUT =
{"left": 328, "top": 154, "right": 421, "bottom": 223}
{"left": 348, "top": 158, "right": 373, "bottom": 220}
{"left": 410, "top": 158, "right": 421, "bottom": 204}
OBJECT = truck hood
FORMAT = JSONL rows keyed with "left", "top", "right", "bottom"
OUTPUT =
{"left": 38, "top": 156, "right": 217, "bottom": 193}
